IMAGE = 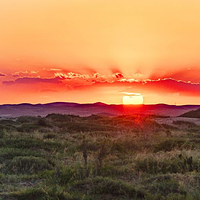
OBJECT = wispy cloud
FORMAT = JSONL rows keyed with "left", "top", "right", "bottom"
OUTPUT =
{"left": 12, "top": 71, "right": 39, "bottom": 77}
{"left": 84, "top": 78, "right": 200, "bottom": 96}
{"left": 0, "top": 73, "right": 6, "bottom": 77}
{"left": 150, "top": 67, "right": 200, "bottom": 84}
{"left": 3, "top": 77, "right": 63, "bottom": 85}
{"left": 2, "top": 69, "right": 200, "bottom": 97}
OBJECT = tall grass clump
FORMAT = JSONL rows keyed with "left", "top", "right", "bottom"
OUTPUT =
{"left": 2, "top": 156, "right": 53, "bottom": 174}
{"left": 73, "top": 176, "right": 145, "bottom": 199}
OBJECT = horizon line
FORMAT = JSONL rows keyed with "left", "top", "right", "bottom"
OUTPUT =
{"left": 0, "top": 101, "right": 200, "bottom": 107}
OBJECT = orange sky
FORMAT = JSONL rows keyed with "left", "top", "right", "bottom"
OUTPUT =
{"left": 0, "top": 0, "right": 200, "bottom": 104}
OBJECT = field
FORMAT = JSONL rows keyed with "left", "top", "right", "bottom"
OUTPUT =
{"left": 0, "top": 114, "right": 199, "bottom": 200}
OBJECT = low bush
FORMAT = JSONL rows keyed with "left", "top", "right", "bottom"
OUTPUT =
{"left": 40, "top": 167, "right": 75, "bottom": 186}
{"left": 73, "top": 176, "right": 145, "bottom": 199}
{"left": 142, "top": 175, "right": 186, "bottom": 197}
{"left": 37, "top": 118, "right": 48, "bottom": 126}
{"left": 46, "top": 113, "right": 77, "bottom": 123}
{"left": 153, "top": 139, "right": 194, "bottom": 152}
{"left": 16, "top": 116, "right": 39, "bottom": 123}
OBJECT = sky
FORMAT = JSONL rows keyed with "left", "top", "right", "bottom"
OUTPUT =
{"left": 0, "top": 0, "right": 200, "bottom": 105}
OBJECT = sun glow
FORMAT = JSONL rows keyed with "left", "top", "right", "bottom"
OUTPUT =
{"left": 123, "top": 93, "right": 143, "bottom": 105}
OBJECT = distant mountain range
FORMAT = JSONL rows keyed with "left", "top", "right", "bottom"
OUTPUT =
{"left": 0, "top": 102, "right": 200, "bottom": 118}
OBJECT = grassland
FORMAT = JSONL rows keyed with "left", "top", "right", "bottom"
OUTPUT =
{"left": 0, "top": 114, "right": 199, "bottom": 200}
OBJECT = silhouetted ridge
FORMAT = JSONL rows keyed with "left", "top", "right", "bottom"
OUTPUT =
{"left": 0, "top": 102, "right": 200, "bottom": 117}
{"left": 45, "top": 102, "right": 80, "bottom": 106}
{"left": 179, "top": 108, "right": 200, "bottom": 118}
{"left": 93, "top": 102, "right": 108, "bottom": 106}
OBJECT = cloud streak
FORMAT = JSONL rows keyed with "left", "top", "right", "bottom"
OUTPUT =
{"left": 3, "top": 77, "right": 63, "bottom": 85}
{"left": 3, "top": 70, "right": 200, "bottom": 97}
{"left": 2, "top": 68, "right": 200, "bottom": 106}
{"left": 150, "top": 67, "right": 200, "bottom": 84}
{"left": 82, "top": 78, "right": 200, "bottom": 97}
{"left": 0, "top": 73, "right": 6, "bottom": 77}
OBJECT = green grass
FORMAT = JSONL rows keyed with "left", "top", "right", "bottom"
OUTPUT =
{"left": 0, "top": 114, "right": 199, "bottom": 199}
{"left": 2, "top": 156, "right": 53, "bottom": 174}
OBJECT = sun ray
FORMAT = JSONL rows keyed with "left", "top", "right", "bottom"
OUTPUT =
{"left": 123, "top": 93, "right": 143, "bottom": 105}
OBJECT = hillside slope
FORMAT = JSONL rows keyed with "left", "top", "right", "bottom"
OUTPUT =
{"left": 179, "top": 108, "right": 200, "bottom": 118}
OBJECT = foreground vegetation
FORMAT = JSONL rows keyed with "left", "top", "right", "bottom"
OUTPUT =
{"left": 0, "top": 114, "right": 199, "bottom": 200}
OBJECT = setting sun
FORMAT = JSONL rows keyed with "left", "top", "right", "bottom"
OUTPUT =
{"left": 0, "top": 0, "right": 200, "bottom": 105}
{"left": 123, "top": 93, "right": 143, "bottom": 105}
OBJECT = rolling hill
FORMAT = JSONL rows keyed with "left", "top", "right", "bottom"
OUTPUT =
{"left": 179, "top": 108, "right": 200, "bottom": 118}
{"left": 0, "top": 102, "right": 200, "bottom": 118}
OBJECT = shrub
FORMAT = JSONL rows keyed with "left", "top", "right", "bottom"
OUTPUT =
{"left": 73, "top": 176, "right": 145, "bottom": 198}
{"left": 66, "top": 122, "right": 114, "bottom": 132}
{"left": 46, "top": 113, "right": 76, "bottom": 122}
{"left": 37, "top": 118, "right": 47, "bottom": 126}
{"left": 40, "top": 167, "right": 75, "bottom": 186}
{"left": 153, "top": 139, "right": 194, "bottom": 152}
{"left": 16, "top": 124, "right": 39, "bottom": 132}
{"left": 0, "top": 120, "right": 17, "bottom": 126}
{"left": 16, "top": 116, "right": 39, "bottom": 123}
{"left": 143, "top": 175, "right": 186, "bottom": 197}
